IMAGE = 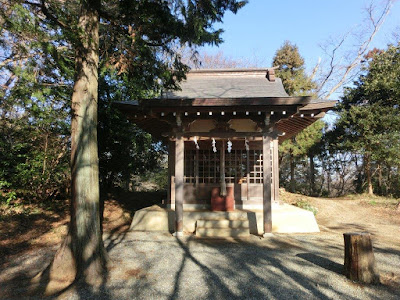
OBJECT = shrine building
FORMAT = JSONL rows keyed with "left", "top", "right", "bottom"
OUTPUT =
{"left": 116, "top": 69, "right": 336, "bottom": 237}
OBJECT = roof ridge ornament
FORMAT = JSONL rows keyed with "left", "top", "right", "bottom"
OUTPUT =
{"left": 266, "top": 66, "right": 279, "bottom": 82}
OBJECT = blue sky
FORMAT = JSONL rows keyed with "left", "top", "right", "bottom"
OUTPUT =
{"left": 201, "top": 0, "right": 400, "bottom": 73}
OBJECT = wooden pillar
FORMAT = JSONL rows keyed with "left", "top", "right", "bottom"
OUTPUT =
{"left": 174, "top": 134, "right": 184, "bottom": 236}
{"left": 263, "top": 134, "right": 272, "bottom": 235}
{"left": 246, "top": 144, "right": 250, "bottom": 201}
{"left": 273, "top": 138, "right": 279, "bottom": 203}
{"left": 195, "top": 147, "right": 199, "bottom": 199}
{"left": 270, "top": 140, "right": 274, "bottom": 202}
{"left": 220, "top": 139, "right": 227, "bottom": 196}
{"left": 195, "top": 147, "right": 199, "bottom": 186}
{"left": 169, "top": 141, "right": 176, "bottom": 205}
{"left": 167, "top": 141, "right": 173, "bottom": 205}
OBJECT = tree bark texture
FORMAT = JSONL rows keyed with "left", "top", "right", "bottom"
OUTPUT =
{"left": 343, "top": 232, "right": 378, "bottom": 284}
{"left": 309, "top": 153, "right": 315, "bottom": 196}
{"left": 377, "top": 163, "right": 382, "bottom": 194}
{"left": 39, "top": 0, "right": 107, "bottom": 290}
{"left": 327, "top": 163, "right": 331, "bottom": 196}
{"left": 365, "top": 154, "right": 374, "bottom": 195}
{"left": 289, "top": 152, "right": 295, "bottom": 193}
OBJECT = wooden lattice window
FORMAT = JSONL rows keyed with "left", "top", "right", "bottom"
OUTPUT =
{"left": 225, "top": 150, "right": 247, "bottom": 183}
{"left": 248, "top": 150, "right": 263, "bottom": 184}
{"left": 184, "top": 150, "right": 220, "bottom": 183}
{"left": 184, "top": 150, "right": 195, "bottom": 183}
{"left": 185, "top": 148, "right": 265, "bottom": 184}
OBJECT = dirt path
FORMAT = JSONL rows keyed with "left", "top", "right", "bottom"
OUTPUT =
{"left": 309, "top": 197, "right": 400, "bottom": 249}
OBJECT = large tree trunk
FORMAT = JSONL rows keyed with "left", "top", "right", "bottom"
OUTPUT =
{"left": 377, "top": 163, "right": 382, "bottom": 194}
{"left": 386, "top": 163, "right": 391, "bottom": 194}
{"left": 327, "top": 162, "right": 331, "bottom": 196}
{"left": 36, "top": 0, "right": 107, "bottom": 292}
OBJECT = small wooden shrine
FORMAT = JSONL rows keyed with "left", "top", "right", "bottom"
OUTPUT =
{"left": 116, "top": 69, "right": 336, "bottom": 236}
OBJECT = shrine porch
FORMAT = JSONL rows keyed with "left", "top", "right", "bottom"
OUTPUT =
{"left": 129, "top": 204, "right": 319, "bottom": 236}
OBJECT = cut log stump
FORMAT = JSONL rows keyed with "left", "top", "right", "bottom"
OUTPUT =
{"left": 343, "top": 232, "right": 379, "bottom": 283}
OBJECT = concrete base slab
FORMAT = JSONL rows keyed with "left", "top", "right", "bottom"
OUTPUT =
{"left": 129, "top": 204, "right": 320, "bottom": 234}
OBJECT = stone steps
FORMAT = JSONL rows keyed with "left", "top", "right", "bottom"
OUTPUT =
{"left": 196, "top": 219, "right": 250, "bottom": 229}
{"left": 196, "top": 227, "right": 250, "bottom": 238}
{"left": 195, "top": 217, "right": 250, "bottom": 238}
{"left": 193, "top": 211, "right": 248, "bottom": 220}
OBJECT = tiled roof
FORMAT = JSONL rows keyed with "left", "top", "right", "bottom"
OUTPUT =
{"left": 162, "top": 69, "right": 289, "bottom": 99}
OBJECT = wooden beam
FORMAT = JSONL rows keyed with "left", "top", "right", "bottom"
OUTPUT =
{"left": 263, "top": 134, "right": 272, "bottom": 235}
{"left": 174, "top": 134, "right": 184, "bottom": 236}
{"left": 169, "top": 132, "right": 267, "bottom": 138}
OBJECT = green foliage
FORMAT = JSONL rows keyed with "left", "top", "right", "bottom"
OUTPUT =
{"left": 331, "top": 43, "right": 400, "bottom": 196}
{"left": 293, "top": 200, "right": 318, "bottom": 215}
{"left": 280, "top": 120, "right": 325, "bottom": 157}
{"left": 138, "top": 168, "right": 169, "bottom": 191}
{"left": 280, "top": 120, "right": 325, "bottom": 194}
{"left": 0, "top": 180, "right": 17, "bottom": 205}
{"left": 337, "top": 103, "right": 400, "bottom": 163}
{"left": 1, "top": 0, "right": 247, "bottom": 202}
{"left": 273, "top": 41, "right": 322, "bottom": 195}
{"left": 272, "top": 41, "right": 316, "bottom": 96}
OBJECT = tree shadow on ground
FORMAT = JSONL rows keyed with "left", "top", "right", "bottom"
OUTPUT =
{"left": 0, "top": 212, "right": 67, "bottom": 267}
{"left": 172, "top": 236, "right": 333, "bottom": 299}
{"left": 0, "top": 189, "right": 164, "bottom": 299}
{"left": 162, "top": 235, "right": 400, "bottom": 300}
{"left": 296, "top": 252, "right": 343, "bottom": 275}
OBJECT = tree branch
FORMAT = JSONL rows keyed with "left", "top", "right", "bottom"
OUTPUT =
{"left": 24, "top": 0, "right": 68, "bottom": 29}
{"left": 317, "top": 0, "right": 393, "bottom": 99}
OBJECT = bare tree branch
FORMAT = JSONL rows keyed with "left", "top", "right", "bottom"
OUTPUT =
{"left": 316, "top": 0, "right": 394, "bottom": 99}
{"left": 309, "top": 57, "right": 321, "bottom": 81}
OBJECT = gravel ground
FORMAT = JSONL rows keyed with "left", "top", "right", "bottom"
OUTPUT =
{"left": 1, "top": 196, "right": 400, "bottom": 300}
{"left": 13, "top": 231, "right": 394, "bottom": 300}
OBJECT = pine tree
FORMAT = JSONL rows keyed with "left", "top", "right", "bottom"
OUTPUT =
{"left": 272, "top": 41, "right": 316, "bottom": 96}
{"left": 279, "top": 121, "right": 324, "bottom": 194}
{"left": 272, "top": 41, "right": 321, "bottom": 194}
{"left": 334, "top": 43, "right": 400, "bottom": 195}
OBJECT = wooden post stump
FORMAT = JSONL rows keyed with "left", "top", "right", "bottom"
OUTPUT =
{"left": 343, "top": 232, "right": 378, "bottom": 283}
